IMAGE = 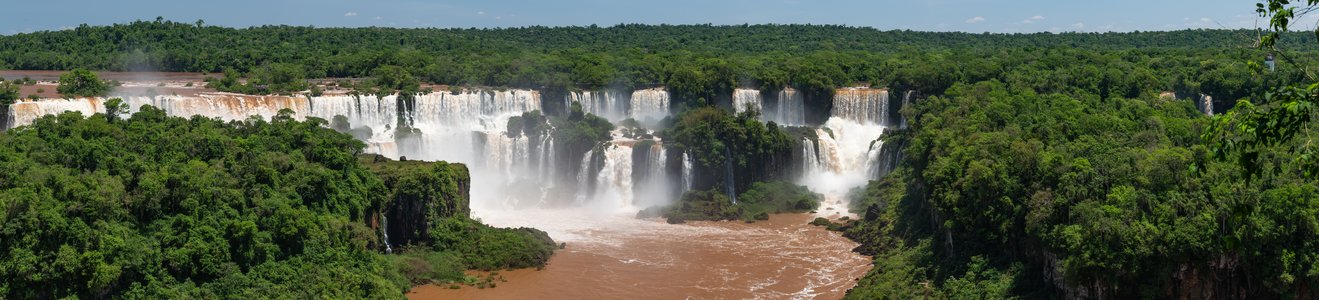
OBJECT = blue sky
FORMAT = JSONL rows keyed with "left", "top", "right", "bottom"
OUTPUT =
{"left": 0, "top": 0, "right": 1281, "bottom": 34}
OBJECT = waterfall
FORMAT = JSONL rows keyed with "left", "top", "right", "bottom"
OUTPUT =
{"left": 772, "top": 88, "right": 806, "bottom": 126}
{"left": 1197, "top": 94, "right": 1214, "bottom": 116}
{"left": 594, "top": 143, "right": 636, "bottom": 209}
{"left": 733, "top": 88, "right": 763, "bottom": 114}
{"left": 569, "top": 90, "right": 629, "bottom": 122}
{"left": 4, "top": 89, "right": 686, "bottom": 215}
{"left": 899, "top": 91, "right": 914, "bottom": 129}
{"left": 381, "top": 213, "right": 393, "bottom": 254}
{"left": 800, "top": 137, "right": 819, "bottom": 176}
{"left": 630, "top": 88, "right": 670, "bottom": 124}
{"left": 632, "top": 143, "right": 671, "bottom": 208}
{"left": 723, "top": 147, "right": 737, "bottom": 205}
{"left": 681, "top": 152, "right": 694, "bottom": 196}
{"left": 6, "top": 98, "right": 105, "bottom": 128}
{"left": 567, "top": 88, "right": 670, "bottom": 126}
{"left": 576, "top": 148, "right": 597, "bottom": 205}
{"left": 789, "top": 89, "right": 894, "bottom": 213}
{"left": 733, "top": 88, "right": 805, "bottom": 126}
{"left": 832, "top": 87, "right": 888, "bottom": 125}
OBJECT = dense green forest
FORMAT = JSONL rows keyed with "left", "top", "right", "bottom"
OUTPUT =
{"left": 0, "top": 108, "right": 555, "bottom": 298}
{"left": 835, "top": 80, "right": 1315, "bottom": 298}
{"left": 2, "top": 20, "right": 1318, "bottom": 112}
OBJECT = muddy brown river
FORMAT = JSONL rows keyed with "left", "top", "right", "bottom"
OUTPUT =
{"left": 407, "top": 212, "right": 870, "bottom": 300}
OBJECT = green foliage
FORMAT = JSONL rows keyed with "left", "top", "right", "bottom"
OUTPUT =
{"left": 371, "top": 65, "right": 421, "bottom": 95}
{"left": 0, "top": 79, "right": 18, "bottom": 105}
{"left": 0, "top": 108, "right": 555, "bottom": 298}
{"left": 3, "top": 21, "right": 1313, "bottom": 104}
{"left": 736, "top": 181, "right": 821, "bottom": 214}
{"left": 56, "top": 68, "right": 109, "bottom": 97}
{"left": 389, "top": 249, "right": 466, "bottom": 285}
{"left": 0, "top": 107, "right": 397, "bottom": 298}
{"left": 550, "top": 105, "right": 615, "bottom": 179}
{"left": 665, "top": 107, "right": 795, "bottom": 194}
{"left": 657, "top": 190, "right": 742, "bottom": 223}
{"left": 428, "top": 217, "right": 556, "bottom": 271}
{"left": 655, "top": 182, "right": 820, "bottom": 223}
{"left": 846, "top": 79, "right": 1318, "bottom": 298}
{"left": 204, "top": 64, "right": 308, "bottom": 95}
{"left": 1204, "top": 1, "right": 1319, "bottom": 178}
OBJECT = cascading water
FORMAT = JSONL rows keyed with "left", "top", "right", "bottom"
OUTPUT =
{"left": 381, "top": 213, "right": 393, "bottom": 254}
{"left": 632, "top": 142, "right": 671, "bottom": 209}
{"left": 795, "top": 88, "right": 891, "bottom": 214}
{"left": 773, "top": 88, "right": 806, "bottom": 126}
{"left": 576, "top": 148, "right": 598, "bottom": 205}
{"left": 732, "top": 88, "right": 805, "bottom": 126}
{"left": 594, "top": 142, "right": 636, "bottom": 210}
{"left": 567, "top": 88, "right": 671, "bottom": 127}
{"left": 569, "top": 90, "right": 629, "bottom": 122}
{"left": 723, "top": 147, "right": 737, "bottom": 205}
{"left": 680, "top": 152, "right": 694, "bottom": 196}
{"left": 630, "top": 88, "right": 670, "bottom": 125}
{"left": 832, "top": 87, "right": 889, "bottom": 125}
{"left": 1197, "top": 94, "right": 1214, "bottom": 116}
{"left": 733, "top": 88, "right": 763, "bottom": 114}
{"left": 899, "top": 91, "right": 914, "bottom": 129}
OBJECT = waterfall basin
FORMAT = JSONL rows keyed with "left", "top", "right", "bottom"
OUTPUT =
{"left": 408, "top": 211, "right": 871, "bottom": 300}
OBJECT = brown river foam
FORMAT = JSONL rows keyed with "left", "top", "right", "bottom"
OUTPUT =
{"left": 408, "top": 213, "right": 870, "bottom": 300}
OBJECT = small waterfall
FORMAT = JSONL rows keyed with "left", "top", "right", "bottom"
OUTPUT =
{"left": 898, "top": 91, "right": 914, "bottom": 129}
{"left": 595, "top": 143, "right": 636, "bottom": 209}
{"left": 569, "top": 90, "right": 629, "bottom": 122}
{"left": 1197, "top": 94, "right": 1214, "bottom": 116}
{"left": 632, "top": 143, "right": 670, "bottom": 208}
{"left": 576, "top": 148, "right": 597, "bottom": 205}
{"left": 832, "top": 87, "right": 888, "bottom": 125}
{"left": 800, "top": 137, "right": 820, "bottom": 177}
{"left": 630, "top": 88, "right": 670, "bottom": 124}
{"left": 381, "top": 213, "right": 393, "bottom": 254}
{"left": 733, "top": 88, "right": 763, "bottom": 114}
{"left": 723, "top": 147, "right": 737, "bottom": 205}
{"left": 772, "top": 88, "right": 806, "bottom": 126}
{"left": 733, "top": 88, "right": 805, "bottom": 126}
{"left": 681, "top": 152, "right": 694, "bottom": 196}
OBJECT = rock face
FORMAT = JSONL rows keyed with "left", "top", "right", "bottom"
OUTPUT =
{"left": 361, "top": 154, "right": 471, "bottom": 247}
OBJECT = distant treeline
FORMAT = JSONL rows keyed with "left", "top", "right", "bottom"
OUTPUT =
{"left": 1, "top": 20, "right": 1315, "bottom": 105}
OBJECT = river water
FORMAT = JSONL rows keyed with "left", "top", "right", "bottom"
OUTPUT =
{"left": 408, "top": 212, "right": 871, "bottom": 299}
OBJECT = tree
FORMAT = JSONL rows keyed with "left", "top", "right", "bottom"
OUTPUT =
{"left": 103, "top": 98, "right": 128, "bottom": 122}
{"left": 1205, "top": 1, "right": 1319, "bottom": 177}
{"left": 57, "top": 68, "right": 110, "bottom": 98}
{"left": 0, "top": 79, "right": 17, "bottom": 105}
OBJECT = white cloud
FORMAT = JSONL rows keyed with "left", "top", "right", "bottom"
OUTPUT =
{"left": 1071, "top": 22, "right": 1085, "bottom": 29}
{"left": 1199, "top": 17, "right": 1211, "bottom": 23}
{"left": 374, "top": 16, "right": 382, "bottom": 20}
{"left": 1031, "top": 15, "right": 1045, "bottom": 20}
{"left": 344, "top": 12, "right": 358, "bottom": 17}
{"left": 495, "top": 16, "right": 502, "bottom": 20}
{"left": 966, "top": 16, "right": 985, "bottom": 24}
{"left": 477, "top": 11, "right": 486, "bottom": 15}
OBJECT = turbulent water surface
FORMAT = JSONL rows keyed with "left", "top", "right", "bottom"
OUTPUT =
{"left": 409, "top": 212, "right": 870, "bottom": 300}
